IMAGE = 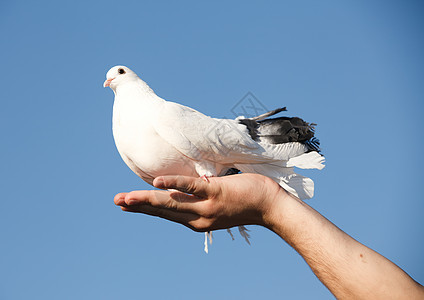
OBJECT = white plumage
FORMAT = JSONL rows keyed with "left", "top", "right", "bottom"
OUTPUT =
{"left": 104, "top": 65, "right": 325, "bottom": 252}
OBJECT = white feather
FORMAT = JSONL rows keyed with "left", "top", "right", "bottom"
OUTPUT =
{"left": 105, "top": 65, "right": 325, "bottom": 251}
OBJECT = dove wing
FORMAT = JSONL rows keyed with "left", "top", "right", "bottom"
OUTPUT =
{"left": 152, "top": 101, "right": 271, "bottom": 164}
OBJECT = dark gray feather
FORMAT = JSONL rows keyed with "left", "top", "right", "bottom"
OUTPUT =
{"left": 238, "top": 108, "right": 320, "bottom": 152}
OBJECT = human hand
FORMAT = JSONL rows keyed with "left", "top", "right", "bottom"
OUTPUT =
{"left": 115, "top": 173, "right": 424, "bottom": 300}
{"left": 114, "top": 173, "right": 286, "bottom": 232}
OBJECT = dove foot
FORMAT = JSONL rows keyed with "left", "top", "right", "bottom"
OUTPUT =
{"left": 200, "top": 174, "right": 210, "bottom": 182}
{"left": 204, "top": 231, "right": 213, "bottom": 253}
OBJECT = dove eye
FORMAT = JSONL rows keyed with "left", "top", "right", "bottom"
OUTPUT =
{"left": 118, "top": 68, "right": 126, "bottom": 75}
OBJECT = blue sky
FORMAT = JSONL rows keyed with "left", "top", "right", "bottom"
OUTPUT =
{"left": 1, "top": 1, "right": 423, "bottom": 299}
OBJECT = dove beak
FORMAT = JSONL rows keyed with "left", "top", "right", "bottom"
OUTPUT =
{"left": 103, "top": 77, "right": 115, "bottom": 88}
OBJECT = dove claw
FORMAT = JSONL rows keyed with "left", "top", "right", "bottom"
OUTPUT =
{"left": 200, "top": 175, "right": 210, "bottom": 183}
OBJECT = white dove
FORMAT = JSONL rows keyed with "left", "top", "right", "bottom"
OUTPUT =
{"left": 104, "top": 65, "right": 325, "bottom": 252}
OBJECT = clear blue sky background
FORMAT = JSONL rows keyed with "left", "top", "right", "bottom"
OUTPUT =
{"left": 1, "top": 1, "right": 423, "bottom": 299}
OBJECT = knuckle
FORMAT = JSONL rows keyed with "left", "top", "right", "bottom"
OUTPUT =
{"left": 126, "top": 191, "right": 137, "bottom": 199}
{"left": 164, "top": 198, "right": 177, "bottom": 210}
{"left": 148, "top": 191, "right": 161, "bottom": 207}
{"left": 176, "top": 175, "right": 188, "bottom": 189}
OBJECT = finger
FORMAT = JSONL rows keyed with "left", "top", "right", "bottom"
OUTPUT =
{"left": 153, "top": 175, "right": 213, "bottom": 198}
{"left": 120, "top": 204, "right": 203, "bottom": 231}
{"left": 114, "top": 192, "right": 128, "bottom": 206}
{"left": 124, "top": 190, "right": 208, "bottom": 215}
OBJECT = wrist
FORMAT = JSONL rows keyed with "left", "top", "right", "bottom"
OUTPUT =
{"left": 259, "top": 181, "right": 305, "bottom": 239}
{"left": 258, "top": 177, "right": 293, "bottom": 228}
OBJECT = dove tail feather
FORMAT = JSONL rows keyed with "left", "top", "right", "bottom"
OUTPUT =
{"left": 286, "top": 151, "right": 325, "bottom": 170}
{"left": 250, "top": 107, "right": 287, "bottom": 121}
{"left": 305, "top": 137, "right": 321, "bottom": 153}
{"left": 238, "top": 109, "right": 321, "bottom": 153}
{"left": 234, "top": 163, "right": 315, "bottom": 200}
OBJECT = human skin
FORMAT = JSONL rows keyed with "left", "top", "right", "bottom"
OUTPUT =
{"left": 114, "top": 174, "right": 424, "bottom": 299}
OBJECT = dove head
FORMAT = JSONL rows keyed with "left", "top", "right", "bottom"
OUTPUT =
{"left": 103, "top": 66, "right": 139, "bottom": 91}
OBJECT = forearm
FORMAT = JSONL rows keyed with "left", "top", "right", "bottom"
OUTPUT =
{"left": 263, "top": 190, "right": 424, "bottom": 299}
{"left": 116, "top": 174, "right": 423, "bottom": 298}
